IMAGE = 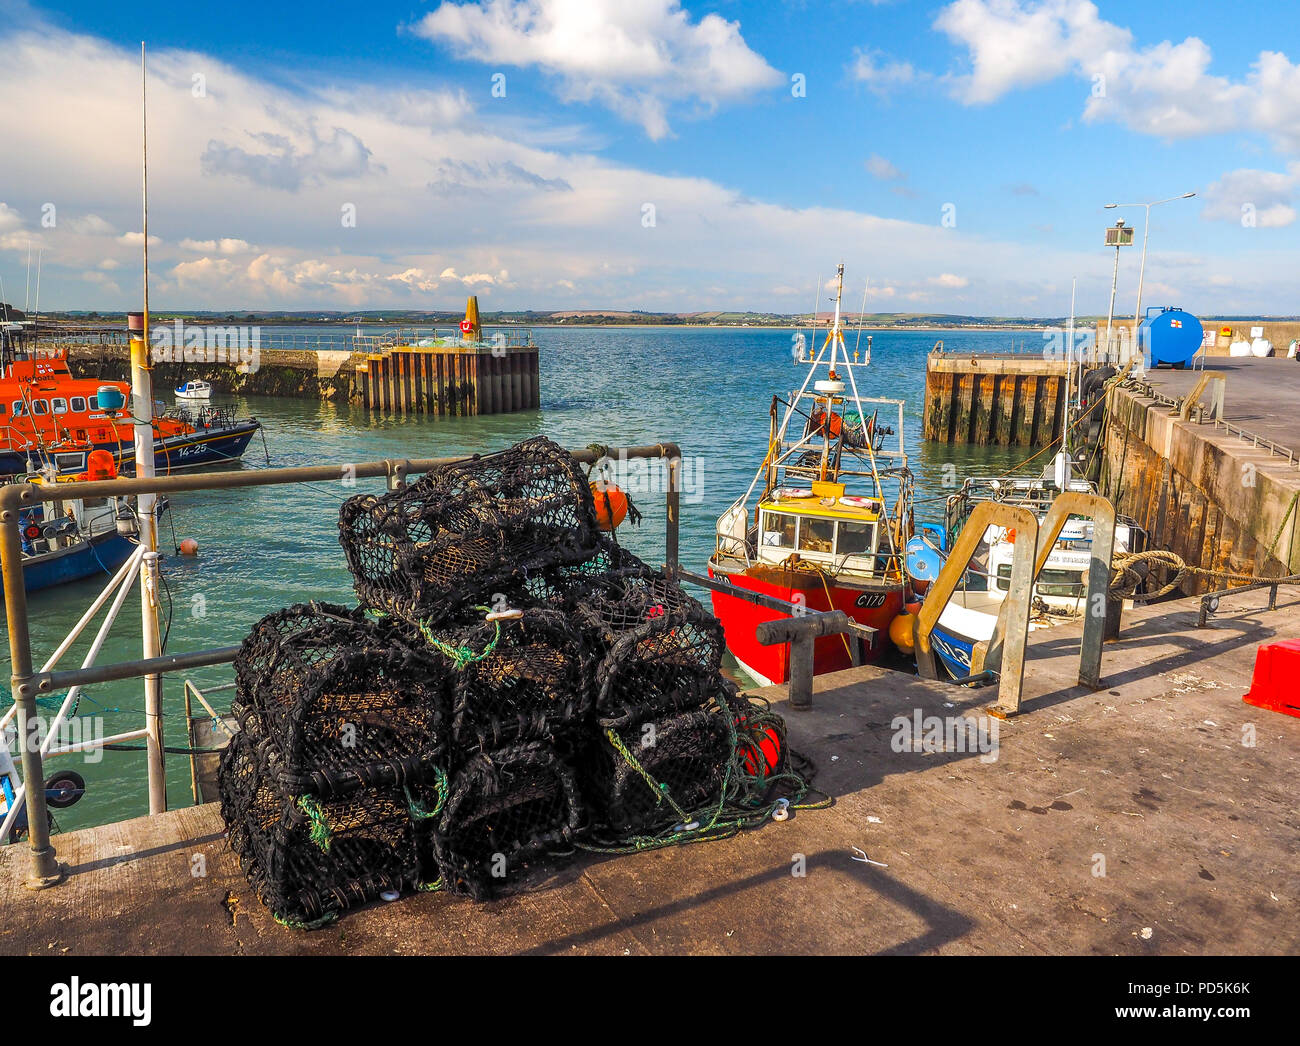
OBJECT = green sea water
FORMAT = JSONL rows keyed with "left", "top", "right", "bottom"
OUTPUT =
{"left": 5, "top": 324, "right": 1033, "bottom": 834}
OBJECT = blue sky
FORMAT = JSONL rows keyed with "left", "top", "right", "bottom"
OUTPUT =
{"left": 2, "top": 0, "right": 1299, "bottom": 316}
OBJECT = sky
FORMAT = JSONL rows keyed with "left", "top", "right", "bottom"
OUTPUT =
{"left": 1, "top": 0, "right": 1299, "bottom": 316}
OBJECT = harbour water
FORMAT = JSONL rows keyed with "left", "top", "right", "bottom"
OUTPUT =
{"left": 11, "top": 324, "right": 1030, "bottom": 833}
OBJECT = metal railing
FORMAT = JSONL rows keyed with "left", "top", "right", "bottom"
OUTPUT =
{"left": 1130, "top": 377, "right": 1300, "bottom": 469}
{"left": 2, "top": 442, "right": 683, "bottom": 887}
{"left": 1196, "top": 574, "right": 1300, "bottom": 627}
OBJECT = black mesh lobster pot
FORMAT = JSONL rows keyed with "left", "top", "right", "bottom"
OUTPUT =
{"left": 433, "top": 740, "right": 585, "bottom": 900}
{"left": 219, "top": 720, "right": 445, "bottom": 927}
{"left": 432, "top": 606, "right": 593, "bottom": 752}
{"left": 583, "top": 705, "right": 733, "bottom": 837}
{"left": 233, "top": 602, "right": 449, "bottom": 796}
{"left": 574, "top": 566, "right": 725, "bottom": 728}
{"left": 338, "top": 437, "right": 600, "bottom": 626}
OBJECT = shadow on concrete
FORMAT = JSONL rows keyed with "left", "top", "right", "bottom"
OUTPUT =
{"left": 518, "top": 849, "right": 976, "bottom": 956}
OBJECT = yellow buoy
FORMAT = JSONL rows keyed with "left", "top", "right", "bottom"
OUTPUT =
{"left": 889, "top": 612, "right": 916, "bottom": 653}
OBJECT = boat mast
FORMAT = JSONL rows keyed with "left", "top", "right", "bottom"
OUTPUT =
{"left": 817, "top": 264, "right": 845, "bottom": 481}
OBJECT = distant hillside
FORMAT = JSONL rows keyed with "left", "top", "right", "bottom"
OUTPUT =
{"left": 43, "top": 308, "right": 1071, "bottom": 329}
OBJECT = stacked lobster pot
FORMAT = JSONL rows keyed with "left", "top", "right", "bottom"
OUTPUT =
{"left": 220, "top": 436, "right": 804, "bottom": 925}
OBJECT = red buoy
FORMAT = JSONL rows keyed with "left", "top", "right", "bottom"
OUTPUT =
{"left": 737, "top": 723, "right": 782, "bottom": 777}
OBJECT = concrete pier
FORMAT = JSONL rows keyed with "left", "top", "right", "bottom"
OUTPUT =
{"left": 1101, "top": 358, "right": 1300, "bottom": 588}
{"left": 3, "top": 586, "right": 1297, "bottom": 956}
{"left": 55, "top": 338, "right": 540, "bottom": 415}
{"left": 924, "top": 352, "right": 1068, "bottom": 446}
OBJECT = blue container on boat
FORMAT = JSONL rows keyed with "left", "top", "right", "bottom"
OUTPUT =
{"left": 1140, "top": 306, "right": 1202, "bottom": 368}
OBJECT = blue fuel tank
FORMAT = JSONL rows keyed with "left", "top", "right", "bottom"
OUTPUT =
{"left": 1140, "top": 306, "right": 1203, "bottom": 368}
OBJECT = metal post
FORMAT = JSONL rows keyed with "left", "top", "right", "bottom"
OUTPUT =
{"left": 987, "top": 526, "right": 1036, "bottom": 716}
{"left": 128, "top": 316, "right": 166, "bottom": 815}
{"left": 1130, "top": 204, "right": 1151, "bottom": 368}
{"left": 1080, "top": 505, "right": 1118, "bottom": 688}
{"left": 665, "top": 449, "right": 681, "bottom": 571}
{"left": 788, "top": 635, "right": 814, "bottom": 710}
{"left": 1105, "top": 240, "right": 1121, "bottom": 365}
{"left": 0, "top": 496, "right": 62, "bottom": 887}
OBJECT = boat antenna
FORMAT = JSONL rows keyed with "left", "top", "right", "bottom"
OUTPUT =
{"left": 33, "top": 248, "right": 42, "bottom": 341}
{"left": 24, "top": 240, "right": 31, "bottom": 313}
{"left": 853, "top": 277, "right": 869, "bottom": 359}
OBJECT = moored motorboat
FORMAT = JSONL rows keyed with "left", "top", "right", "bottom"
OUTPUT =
{"left": 0, "top": 344, "right": 259, "bottom": 477}
{"left": 175, "top": 379, "right": 212, "bottom": 401}
{"left": 707, "top": 264, "right": 912, "bottom": 685}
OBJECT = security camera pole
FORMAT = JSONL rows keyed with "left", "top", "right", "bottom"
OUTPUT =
{"left": 1102, "top": 219, "right": 1132, "bottom": 365}
{"left": 1104, "top": 192, "right": 1196, "bottom": 365}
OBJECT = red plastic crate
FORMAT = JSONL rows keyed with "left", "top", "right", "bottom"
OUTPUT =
{"left": 1243, "top": 638, "right": 1300, "bottom": 718}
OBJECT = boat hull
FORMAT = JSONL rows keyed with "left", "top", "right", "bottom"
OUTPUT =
{"left": 707, "top": 559, "right": 904, "bottom": 686}
{"left": 17, "top": 530, "right": 136, "bottom": 595}
{"left": 0, "top": 422, "right": 260, "bottom": 477}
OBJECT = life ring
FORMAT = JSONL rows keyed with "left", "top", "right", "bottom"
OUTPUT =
{"left": 776, "top": 487, "right": 814, "bottom": 500}
{"left": 459, "top": 319, "right": 474, "bottom": 335}
{"left": 839, "top": 496, "right": 875, "bottom": 509}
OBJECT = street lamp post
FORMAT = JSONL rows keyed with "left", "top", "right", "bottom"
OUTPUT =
{"left": 1104, "top": 192, "right": 1196, "bottom": 366}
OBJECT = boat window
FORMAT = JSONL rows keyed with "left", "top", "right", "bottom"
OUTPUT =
{"left": 798, "top": 516, "right": 835, "bottom": 554}
{"left": 996, "top": 564, "right": 1086, "bottom": 597}
{"left": 52, "top": 398, "right": 68, "bottom": 414}
{"left": 71, "top": 396, "right": 87, "bottom": 412}
{"left": 32, "top": 400, "right": 49, "bottom": 415}
{"left": 89, "top": 395, "right": 99, "bottom": 410}
{"left": 55, "top": 453, "right": 85, "bottom": 472}
{"left": 11, "top": 401, "right": 24, "bottom": 416}
{"left": 838, "top": 520, "right": 876, "bottom": 555}
{"left": 761, "top": 512, "right": 798, "bottom": 547}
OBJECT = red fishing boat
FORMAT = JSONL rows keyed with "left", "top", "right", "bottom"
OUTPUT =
{"left": 706, "top": 264, "right": 913, "bottom": 685}
{"left": 0, "top": 333, "right": 259, "bottom": 476}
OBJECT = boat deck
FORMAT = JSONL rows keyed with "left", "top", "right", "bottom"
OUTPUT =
{"left": 2, "top": 585, "right": 1298, "bottom": 955}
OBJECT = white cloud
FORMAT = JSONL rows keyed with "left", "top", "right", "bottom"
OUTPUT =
{"left": 934, "top": 0, "right": 1300, "bottom": 150}
{"left": 851, "top": 49, "right": 925, "bottom": 96}
{"left": 179, "top": 237, "right": 255, "bottom": 254}
{"left": 935, "top": 0, "right": 1128, "bottom": 105}
{"left": 116, "top": 231, "right": 162, "bottom": 246}
{"left": 930, "top": 273, "right": 970, "bottom": 288}
{"left": 865, "top": 154, "right": 904, "bottom": 181}
{"left": 2, "top": 15, "right": 1294, "bottom": 316}
{"left": 1201, "top": 165, "right": 1300, "bottom": 228}
{"left": 413, "top": 0, "right": 782, "bottom": 140}
{"left": 67, "top": 214, "right": 116, "bottom": 236}
{"left": 201, "top": 126, "right": 380, "bottom": 191}
{"left": 0, "top": 203, "right": 21, "bottom": 232}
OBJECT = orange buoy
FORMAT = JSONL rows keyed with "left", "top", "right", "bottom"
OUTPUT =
{"left": 179, "top": 538, "right": 199, "bottom": 556}
{"left": 85, "top": 449, "right": 117, "bottom": 481}
{"left": 591, "top": 483, "right": 629, "bottom": 531}
{"left": 889, "top": 611, "right": 917, "bottom": 653}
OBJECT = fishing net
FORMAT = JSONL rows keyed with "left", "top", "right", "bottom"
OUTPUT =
{"left": 583, "top": 705, "right": 732, "bottom": 836}
{"left": 580, "top": 680, "right": 806, "bottom": 850}
{"left": 418, "top": 605, "right": 592, "bottom": 752}
{"left": 433, "top": 739, "right": 586, "bottom": 900}
{"left": 232, "top": 602, "right": 449, "bottom": 796}
{"left": 218, "top": 437, "right": 823, "bottom": 928}
{"left": 338, "top": 436, "right": 600, "bottom": 626}
{"left": 574, "top": 565, "right": 725, "bottom": 728}
{"left": 220, "top": 718, "right": 445, "bottom": 929}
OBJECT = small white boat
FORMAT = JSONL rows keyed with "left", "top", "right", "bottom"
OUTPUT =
{"left": 175, "top": 380, "right": 212, "bottom": 402}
